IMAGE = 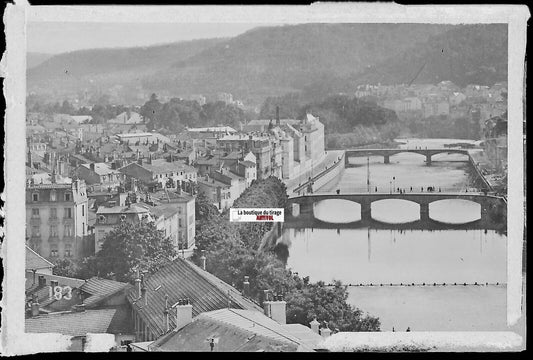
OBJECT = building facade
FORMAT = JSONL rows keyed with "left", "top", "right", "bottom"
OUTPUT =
{"left": 26, "top": 179, "right": 89, "bottom": 260}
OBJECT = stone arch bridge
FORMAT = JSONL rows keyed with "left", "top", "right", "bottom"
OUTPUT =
{"left": 345, "top": 148, "right": 470, "bottom": 166}
{"left": 286, "top": 193, "right": 506, "bottom": 230}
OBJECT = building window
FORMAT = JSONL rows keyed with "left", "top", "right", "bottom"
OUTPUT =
{"left": 64, "top": 208, "right": 72, "bottom": 219}
{"left": 64, "top": 224, "right": 73, "bottom": 237}
{"left": 50, "top": 248, "right": 58, "bottom": 258}
{"left": 50, "top": 208, "right": 57, "bottom": 219}
{"left": 50, "top": 190, "right": 57, "bottom": 202}
{"left": 98, "top": 215, "right": 107, "bottom": 224}
{"left": 31, "top": 226, "right": 40, "bottom": 237}
{"left": 32, "top": 208, "right": 40, "bottom": 217}
{"left": 32, "top": 193, "right": 39, "bottom": 202}
{"left": 178, "top": 218, "right": 182, "bottom": 227}
{"left": 82, "top": 205, "right": 85, "bottom": 216}
{"left": 82, "top": 222, "right": 86, "bottom": 235}
{"left": 50, "top": 225, "right": 58, "bottom": 237}
{"left": 64, "top": 244, "right": 72, "bottom": 258}
{"left": 65, "top": 193, "right": 71, "bottom": 201}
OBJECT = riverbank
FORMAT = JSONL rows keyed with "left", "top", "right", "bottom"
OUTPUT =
{"left": 284, "top": 150, "right": 345, "bottom": 194}
{"left": 468, "top": 149, "right": 507, "bottom": 192}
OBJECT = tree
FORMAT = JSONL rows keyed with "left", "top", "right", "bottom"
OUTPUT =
{"left": 94, "top": 221, "right": 177, "bottom": 282}
{"left": 285, "top": 280, "right": 381, "bottom": 331}
{"left": 52, "top": 258, "right": 81, "bottom": 278}
{"left": 140, "top": 93, "right": 163, "bottom": 129}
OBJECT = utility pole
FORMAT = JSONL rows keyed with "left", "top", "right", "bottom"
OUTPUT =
{"left": 367, "top": 157, "right": 370, "bottom": 193}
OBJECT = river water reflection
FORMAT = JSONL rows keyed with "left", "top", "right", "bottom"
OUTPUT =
{"left": 279, "top": 139, "right": 508, "bottom": 331}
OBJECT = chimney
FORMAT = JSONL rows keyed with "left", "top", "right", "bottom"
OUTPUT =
{"left": 200, "top": 250, "right": 206, "bottom": 270}
{"left": 263, "top": 293, "right": 286, "bottom": 324}
{"left": 242, "top": 276, "right": 250, "bottom": 297}
{"left": 320, "top": 322, "right": 331, "bottom": 338}
{"left": 135, "top": 271, "right": 142, "bottom": 298}
{"left": 38, "top": 275, "right": 46, "bottom": 287}
{"left": 276, "top": 106, "right": 280, "bottom": 126}
{"left": 310, "top": 318, "right": 320, "bottom": 334}
{"left": 31, "top": 301, "right": 40, "bottom": 317}
{"left": 90, "top": 163, "right": 95, "bottom": 172}
{"left": 141, "top": 285, "right": 147, "bottom": 306}
{"left": 174, "top": 298, "right": 193, "bottom": 331}
{"left": 73, "top": 304, "right": 86, "bottom": 312}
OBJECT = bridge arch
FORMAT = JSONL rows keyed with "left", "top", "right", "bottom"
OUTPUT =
{"left": 313, "top": 199, "right": 362, "bottom": 223}
{"left": 429, "top": 199, "right": 481, "bottom": 224}
{"left": 371, "top": 199, "right": 421, "bottom": 224}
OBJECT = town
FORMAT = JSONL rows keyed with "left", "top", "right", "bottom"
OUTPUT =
{"left": 18, "top": 20, "right": 518, "bottom": 353}
{"left": 24, "top": 77, "right": 509, "bottom": 351}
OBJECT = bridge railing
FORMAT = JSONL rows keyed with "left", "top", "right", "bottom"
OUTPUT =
{"left": 312, "top": 186, "right": 485, "bottom": 195}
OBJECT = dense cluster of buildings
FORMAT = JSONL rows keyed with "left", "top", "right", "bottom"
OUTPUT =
{"left": 357, "top": 81, "right": 508, "bottom": 132}
{"left": 24, "top": 102, "right": 328, "bottom": 351}
{"left": 25, "top": 106, "right": 325, "bottom": 262}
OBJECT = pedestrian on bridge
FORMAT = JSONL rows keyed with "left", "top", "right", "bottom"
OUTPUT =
{"left": 375, "top": 186, "right": 378, "bottom": 192}
{"left": 406, "top": 327, "right": 411, "bottom": 332}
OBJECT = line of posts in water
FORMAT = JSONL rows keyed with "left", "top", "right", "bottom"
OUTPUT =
{"left": 325, "top": 282, "right": 504, "bottom": 287}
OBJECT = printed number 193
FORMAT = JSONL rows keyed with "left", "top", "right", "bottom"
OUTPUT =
{"left": 48, "top": 285, "right": 72, "bottom": 300}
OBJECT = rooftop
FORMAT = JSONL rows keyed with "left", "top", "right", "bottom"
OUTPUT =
{"left": 80, "top": 163, "right": 121, "bottom": 176}
{"left": 126, "top": 258, "right": 263, "bottom": 337}
{"left": 150, "top": 308, "right": 318, "bottom": 352}
{"left": 80, "top": 278, "right": 131, "bottom": 308}
{"left": 187, "top": 126, "right": 237, "bottom": 133}
{"left": 26, "top": 246, "right": 54, "bottom": 271}
{"left": 25, "top": 308, "right": 119, "bottom": 337}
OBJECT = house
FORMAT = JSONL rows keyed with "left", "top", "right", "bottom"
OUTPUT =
{"left": 75, "top": 163, "right": 125, "bottom": 192}
{"left": 145, "top": 308, "right": 322, "bottom": 352}
{"left": 108, "top": 111, "right": 144, "bottom": 125}
{"left": 25, "top": 246, "right": 54, "bottom": 291}
{"left": 93, "top": 202, "right": 152, "bottom": 252}
{"left": 119, "top": 158, "right": 197, "bottom": 190}
{"left": 150, "top": 192, "right": 196, "bottom": 253}
{"left": 25, "top": 307, "right": 135, "bottom": 351}
{"left": 126, "top": 257, "right": 264, "bottom": 342}
{"left": 70, "top": 115, "right": 93, "bottom": 125}
{"left": 197, "top": 174, "right": 233, "bottom": 211}
{"left": 26, "top": 179, "right": 90, "bottom": 260}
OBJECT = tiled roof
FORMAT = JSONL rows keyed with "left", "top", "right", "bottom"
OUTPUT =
{"left": 80, "top": 278, "right": 131, "bottom": 308}
{"left": 150, "top": 309, "right": 314, "bottom": 352}
{"left": 26, "top": 246, "right": 54, "bottom": 271}
{"left": 25, "top": 309, "right": 118, "bottom": 337}
{"left": 141, "top": 160, "right": 196, "bottom": 174}
{"left": 80, "top": 163, "right": 121, "bottom": 176}
{"left": 127, "top": 258, "right": 263, "bottom": 337}
{"left": 96, "top": 203, "right": 150, "bottom": 215}
{"left": 240, "top": 160, "right": 256, "bottom": 167}
{"left": 148, "top": 203, "right": 180, "bottom": 219}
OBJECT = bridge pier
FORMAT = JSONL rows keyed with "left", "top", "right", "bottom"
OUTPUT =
{"left": 425, "top": 154, "right": 432, "bottom": 166}
{"left": 420, "top": 203, "right": 430, "bottom": 222}
{"left": 361, "top": 201, "right": 372, "bottom": 221}
{"left": 384, "top": 155, "right": 390, "bottom": 164}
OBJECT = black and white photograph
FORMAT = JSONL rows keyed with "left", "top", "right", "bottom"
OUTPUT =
{"left": 1, "top": 2, "right": 528, "bottom": 353}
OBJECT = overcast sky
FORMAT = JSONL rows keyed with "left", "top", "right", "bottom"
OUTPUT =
{"left": 27, "top": 22, "right": 270, "bottom": 54}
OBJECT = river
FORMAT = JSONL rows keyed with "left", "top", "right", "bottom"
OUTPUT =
{"left": 278, "top": 138, "right": 508, "bottom": 331}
